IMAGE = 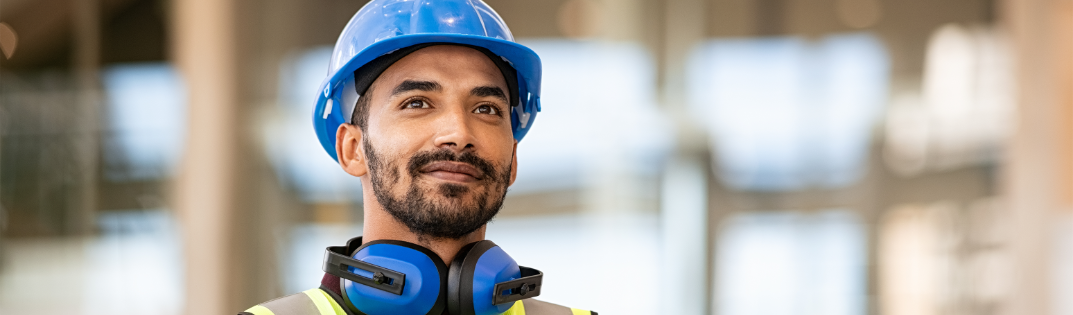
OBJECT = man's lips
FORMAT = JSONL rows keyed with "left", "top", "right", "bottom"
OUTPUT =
{"left": 418, "top": 161, "right": 484, "bottom": 182}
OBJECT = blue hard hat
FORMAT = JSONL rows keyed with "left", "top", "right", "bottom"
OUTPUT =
{"left": 313, "top": 0, "right": 543, "bottom": 161}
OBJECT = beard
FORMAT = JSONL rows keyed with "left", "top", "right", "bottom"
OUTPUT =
{"left": 363, "top": 137, "right": 512, "bottom": 240}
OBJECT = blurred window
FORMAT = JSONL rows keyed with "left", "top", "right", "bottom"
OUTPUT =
{"left": 883, "top": 24, "right": 1014, "bottom": 175}
{"left": 715, "top": 210, "right": 867, "bottom": 315}
{"left": 877, "top": 199, "right": 1011, "bottom": 315}
{"left": 101, "top": 63, "right": 186, "bottom": 181}
{"left": 687, "top": 33, "right": 889, "bottom": 191}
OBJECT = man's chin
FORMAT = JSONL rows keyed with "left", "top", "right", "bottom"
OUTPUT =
{"left": 408, "top": 179, "right": 486, "bottom": 198}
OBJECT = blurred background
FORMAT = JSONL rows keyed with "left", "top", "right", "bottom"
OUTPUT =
{"left": 0, "top": 0, "right": 1070, "bottom": 314}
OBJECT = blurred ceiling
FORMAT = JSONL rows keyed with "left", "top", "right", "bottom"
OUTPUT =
{"left": 0, "top": 0, "right": 165, "bottom": 70}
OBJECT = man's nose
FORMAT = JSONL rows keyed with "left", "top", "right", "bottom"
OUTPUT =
{"left": 432, "top": 105, "right": 477, "bottom": 153}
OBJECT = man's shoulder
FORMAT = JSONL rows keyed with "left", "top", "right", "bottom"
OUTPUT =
{"left": 239, "top": 288, "right": 347, "bottom": 315}
{"left": 511, "top": 298, "right": 598, "bottom": 315}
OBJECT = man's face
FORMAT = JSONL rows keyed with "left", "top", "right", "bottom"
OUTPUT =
{"left": 351, "top": 45, "right": 517, "bottom": 239}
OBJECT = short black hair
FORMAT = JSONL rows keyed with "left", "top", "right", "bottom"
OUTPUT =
{"left": 346, "top": 43, "right": 518, "bottom": 131}
{"left": 350, "top": 86, "right": 372, "bottom": 131}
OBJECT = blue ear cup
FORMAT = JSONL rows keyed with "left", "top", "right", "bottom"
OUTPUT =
{"left": 447, "top": 241, "right": 543, "bottom": 315}
{"left": 325, "top": 239, "right": 448, "bottom": 315}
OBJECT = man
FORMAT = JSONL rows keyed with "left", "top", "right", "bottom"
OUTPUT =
{"left": 240, "top": 1, "right": 594, "bottom": 314}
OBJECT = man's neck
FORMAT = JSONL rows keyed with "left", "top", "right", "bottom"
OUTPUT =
{"left": 361, "top": 205, "right": 486, "bottom": 264}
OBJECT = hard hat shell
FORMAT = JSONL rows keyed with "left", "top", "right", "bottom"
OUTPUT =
{"left": 314, "top": 0, "right": 543, "bottom": 161}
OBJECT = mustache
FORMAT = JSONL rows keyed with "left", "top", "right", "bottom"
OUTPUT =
{"left": 407, "top": 149, "right": 499, "bottom": 181}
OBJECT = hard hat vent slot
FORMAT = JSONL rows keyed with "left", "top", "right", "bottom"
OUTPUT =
{"left": 323, "top": 99, "right": 334, "bottom": 119}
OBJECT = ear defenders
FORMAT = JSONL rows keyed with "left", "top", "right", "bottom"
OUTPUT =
{"left": 323, "top": 237, "right": 543, "bottom": 315}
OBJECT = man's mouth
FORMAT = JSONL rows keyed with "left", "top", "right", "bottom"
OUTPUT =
{"left": 418, "top": 161, "right": 484, "bottom": 183}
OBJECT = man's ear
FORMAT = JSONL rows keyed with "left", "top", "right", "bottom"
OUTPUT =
{"left": 508, "top": 140, "right": 518, "bottom": 186}
{"left": 336, "top": 123, "right": 368, "bottom": 177}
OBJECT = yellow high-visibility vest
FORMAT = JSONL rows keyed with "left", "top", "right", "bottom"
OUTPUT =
{"left": 240, "top": 288, "right": 595, "bottom": 315}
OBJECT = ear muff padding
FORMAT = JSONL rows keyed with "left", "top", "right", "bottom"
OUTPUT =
{"left": 447, "top": 240, "right": 522, "bottom": 315}
{"left": 341, "top": 240, "right": 448, "bottom": 315}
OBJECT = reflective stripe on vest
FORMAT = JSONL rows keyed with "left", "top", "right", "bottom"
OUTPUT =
{"left": 303, "top": 288, "right": 347, "bottom": 314}
{"left": 245, "top": 305, "right": 275, "bottom": 315}
{"left": 243, "top": 288, "right": 594, "bottom": 315}
{"left": 510, "top": 299, "right": 596, "bottom": 315}
{"left": 504, "top": 301, "right": 525, "bottom": 315}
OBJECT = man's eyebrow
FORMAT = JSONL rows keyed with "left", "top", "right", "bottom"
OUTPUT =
{"left": 391, "top": 80, "right": 441, "bottom": 96}
{"left": 471, "top": 86, "right": 508, "bottom": 104}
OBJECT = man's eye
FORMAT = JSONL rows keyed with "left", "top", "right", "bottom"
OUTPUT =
{"left": 474, "top": 105, "right": 499, "bottom": 115}
{"left": 405, "top": 99, "right": 430, "bottom": 109}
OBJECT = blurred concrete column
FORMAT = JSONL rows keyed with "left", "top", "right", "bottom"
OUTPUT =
{"left": 658, "top": 0, "right": 712, "bottom": 314}
{"left": 71, "top": 0, "right": 101, "bottom": 235}
{"left": 1002, "top": 0, "right": 1073, "bottom": 314}
{"left": 173, "top": 0, "right": 294, "bottom": 312}
{"left": 172, "top": 0, "right": 249, "bottom": 313}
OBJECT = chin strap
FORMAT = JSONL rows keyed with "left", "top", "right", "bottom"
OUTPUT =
{"left": 491, "top": 266, "right": 543, "bottom": 305}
